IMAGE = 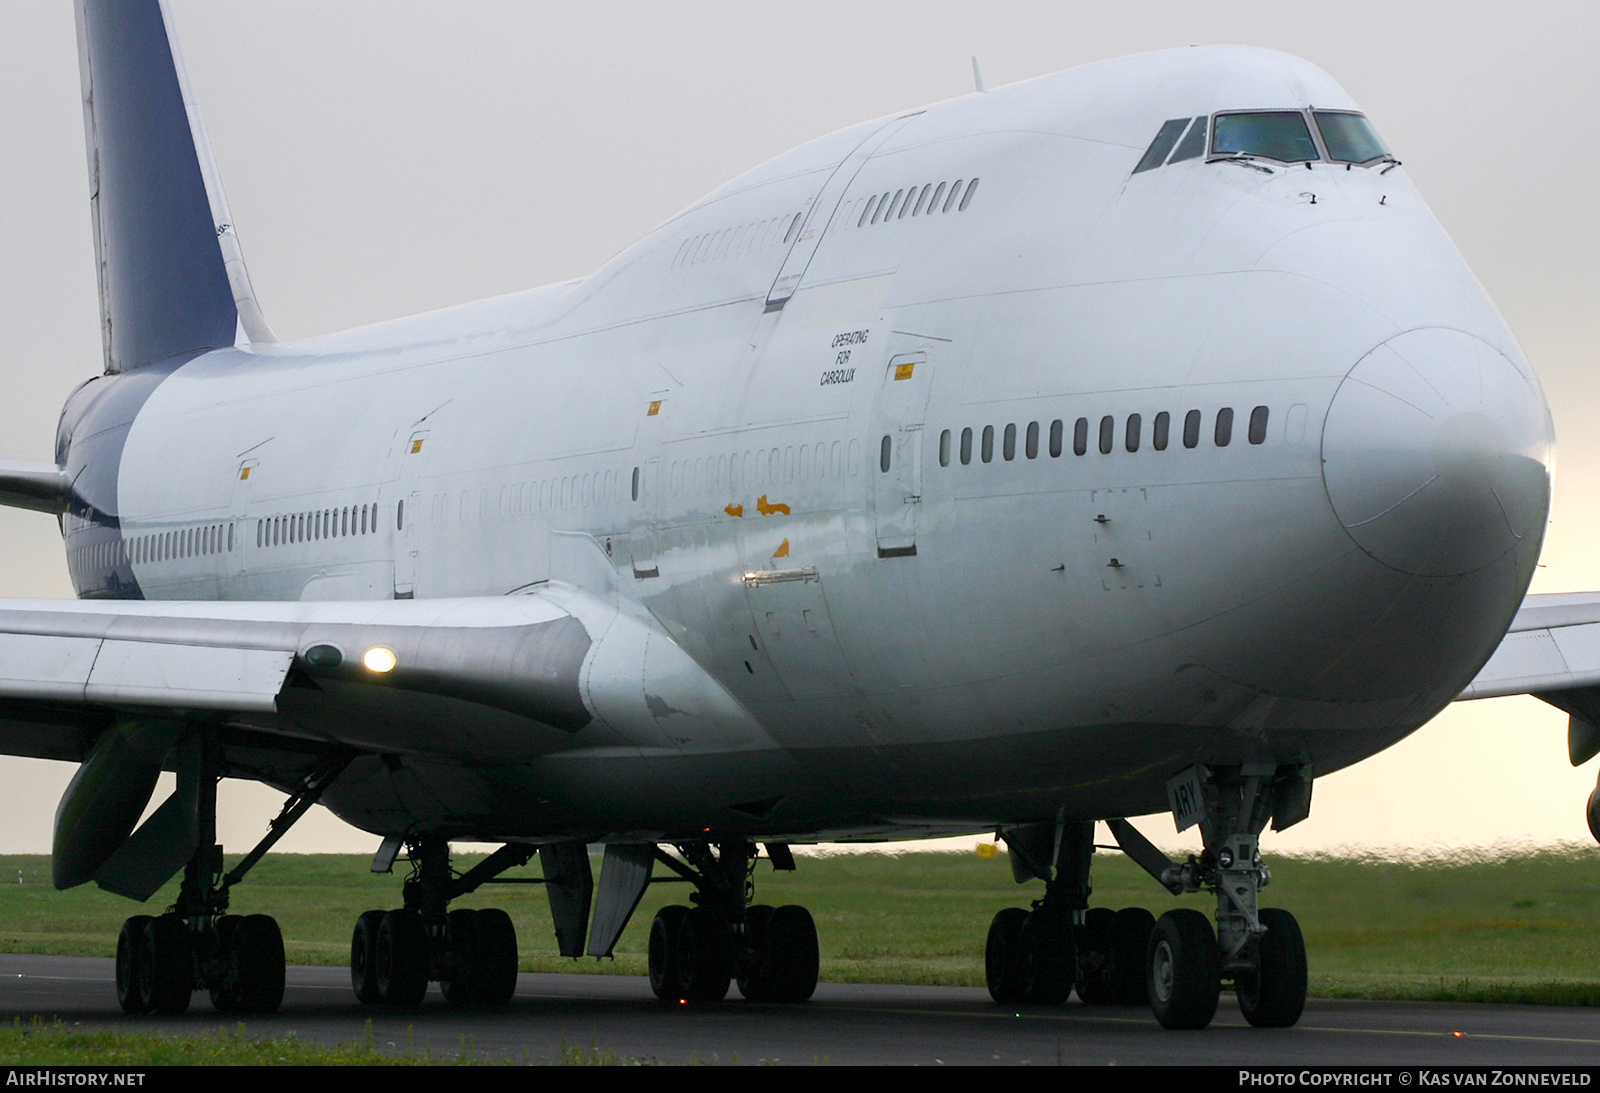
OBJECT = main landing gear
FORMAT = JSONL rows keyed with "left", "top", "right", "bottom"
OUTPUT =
{"left": 983, "top": 820, "right": 1155, "bottom": 1007}
{"left": 350, "top": 838, "right": 530, "bottom": 1007}
{"left": 114, "top": 741, "right": 349, "bottom": 1015}
{"left": 986, "top": 764, "right": 1311, "bottom": 1031}
{"left": 645, "top": 840, "right": 819, "bottom": 1004}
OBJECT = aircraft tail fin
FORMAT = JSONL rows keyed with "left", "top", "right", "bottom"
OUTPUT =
{"left": 75, "top": 0, "right": 275, "bottom": 374}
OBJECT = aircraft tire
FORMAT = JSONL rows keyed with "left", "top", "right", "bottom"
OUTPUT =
{"left": 350, "top": 909, "right": 386, "bottom": 1005}
{"left": 1023, "top": 909, "right": 1073, "bottom": 1004}
{"left": 473, "top": 908, "right": 519, "bottom": 1007}
{"left": 735, "top": 904, "right": 776, "bottom": 1001}
{"left": 985, "top": 907, "right": 1029, "bottom": 1004}
{"left": 1112, "top": 907, "right": 1156, "bottom": 1004}
{"left": 441, "top": 908, "right": 480, "bottom": 1006}
{"left": 765, "top": 905, "right": 819, "bottom": 1003}
{"left": 116, "top": 915, "right": 153, "bottom": 1015}
{"left": 675, "top": 906, "right": 733, "bottom": 1003}
{"left": 208, "top": 915, "right": 244, "bottom": 1012}
{"left": 1074, "top": 907, "right": 1117, "bottom": 1005}
{"left": 376, "top": 909, "right": 429, "bottom": 1007}
{"left": 1237, "top": 908, "right": 1307, "bottom": 1028}
{"left": 648, "top": 905, "right": 690, "bottom": 1001}
{"left": 231, "top": 915, "right": 285, "bottom": 1013}
{"left": 137, "top": 915, "right": 192, "bottom": 1016}
{"left": 1147, "top": 909, "right": 1220, "bottom": 1030}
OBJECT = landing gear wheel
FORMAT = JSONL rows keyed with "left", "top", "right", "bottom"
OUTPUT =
{"left": 648, "top": 905, "right": 690, "bottom": 1001}
{"left": 208, "top": 916, "right": 243, "bottom": 1012}
{"left": 674, "top": 906, "right": 733, "bottom": 1003}
{"left": 115, "top": 915, "right": 152, "bottom": 1015}
{"left": 736, "top": 904, "right": 776, "bottom": 1001}
{"left": 441, "top": 908, "right": 480, "bottom": 1006}
{"left": 1237, "top": 908, "right": 1307, "bottom": 1028}
{"left": 137, "top": 915, "right": 193, "bottom": 1016}
{"left": 985, "top": 907, "right": 1029, "bottom": 1004}
{"left": 375, "top": 908, "right": 429, "bottom": 1007}
{"left": 1147, "top": 909, "right": 1221, "bottom": 1030}
{"left": 350, "top": 909, "right": 386, "bottom": 1005}
{"left": 221, "top": 914, "right": 284, "bottom": 1014}
{"left": 473, "top": 909, "right": 518, "bottom": 1007}
{"left": 1075, "top": 907, "right": 1117, "bottom": 1005}
{"left": 1112, "top": 907, "right": 1156, "bottom": 1004}
{"left": 765, "top": 905, "right": 819, "bottom": 1003}
{"left": 1022, "top": 910, "right": 1073, "bottom": 1004}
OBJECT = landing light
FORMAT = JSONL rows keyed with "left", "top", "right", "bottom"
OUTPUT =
{"left": 362, "top": 646, "right": 398, "bottom": 673}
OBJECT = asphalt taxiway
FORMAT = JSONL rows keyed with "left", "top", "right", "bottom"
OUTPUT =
{"left": 0, "top": 954, "right": 1594, "bottom": 1066}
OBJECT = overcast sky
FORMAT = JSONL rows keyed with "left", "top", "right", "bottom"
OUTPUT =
{"left": 0, "top": 1, "right": 1596, "bottom": 857}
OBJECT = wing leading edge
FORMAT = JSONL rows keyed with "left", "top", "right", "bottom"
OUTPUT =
{"left": 1461, "top": 592, "right": 1600, "bottom": 767}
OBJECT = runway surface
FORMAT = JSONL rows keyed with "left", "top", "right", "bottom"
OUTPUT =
{"left": 0, "top": 953, "right": 1595, "bottom": 1066}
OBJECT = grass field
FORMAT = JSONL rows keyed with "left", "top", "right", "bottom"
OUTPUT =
{"left": 0, "top": 846, "right": 1596, "bottom": 1007}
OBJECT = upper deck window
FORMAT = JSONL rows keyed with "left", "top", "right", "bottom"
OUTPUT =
{"left": 1212, "top": 111, "right": 1318, "bottom": 163}
{"left": 1314, "top": 111, "right": 1391, "bottom": 164}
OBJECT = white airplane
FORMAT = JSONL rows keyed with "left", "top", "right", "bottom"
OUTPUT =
{"left": 0, "top": 0, "right": 1591, "bottom": 1030}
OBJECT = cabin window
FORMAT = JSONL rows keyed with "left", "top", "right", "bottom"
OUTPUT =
{"left": 880, "top": 435, "right": 892, "bottom": 473}
{"left": 1126, "top": 413, "right": 1142, "bottom": 453}
{"left": 1073, "top": 417, "right": 1088, "bottom": 456}
{"left": 959, "top": 178, "right": 979, "bottom": 210}
{"left": 939, "top": 429, "right": 952, "bottom": 467}
{"left": 1183, "top": 410, "right": 1202, "bottom": 449}
{"left": 632, "top": 466, "right": 640, "bottom": 500}
{"left": 872, "top": 193, "right": 891, "bottom": 225}
{"left": 1153, "top": 411, "right": 1170, "bottom": 451}
{"left": 898, "top": 186, "right": 917, "bottom": 218}
{"left": 1134, "top": 118, "right": 1190, "bottom": 173}
{"left": 784, "top": 212, "right": 803, "bottom": 243}
{"left": 859, "top": 196, "right": 877, "bottom": 227}
{"left": 960, "top": 427, "right": 973, "bottom": 465}
{"left": 1049, "top": 419, "right": 1064, "bottom": 458}
{"left": 928, "top": 181, "right": 947, "bottom": 213}
{"left": 912, "top": 183, "right": 932, "bottom": 216}
{"left": 943, "top": 180, "right": 964, "bottom": 213}
{"left": 1215, "top": 407, "right": 1235, "bottom": 447}
{"left": 1025, "top": 421, "right": 1040, "bottom": 460}
{"left": 1098, "top": 415, "right": 1114, "bottom": 455}
{"left": 981, "top": 425, "right": 995, "bottom": 463}
{"left": 1249, "top": 405, "right": 1270, "bottom": 444}
{"left": 1003, "top": 423, "right": 1017, "bottom": 461}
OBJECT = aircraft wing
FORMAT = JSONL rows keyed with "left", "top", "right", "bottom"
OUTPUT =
{"left": 0, "top": 592, "right": 595, "bottom": 768}
{"left": 1460, "top": 592, "right": 1600, "bottom": 765}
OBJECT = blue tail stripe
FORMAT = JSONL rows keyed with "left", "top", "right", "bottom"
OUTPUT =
{"left": 79, "top": 0, "right": 236, "bottom": 372}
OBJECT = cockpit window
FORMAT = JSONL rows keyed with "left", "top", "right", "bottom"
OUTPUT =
{"left": 1168, "top": 117, "right": 1208, "bottom": 163}
{"left": 1212, "top": 111, "right": 1318, "bottom": 163}
{"left": 1133, "top": 118, "right": 1191, "bottom": 174}
{"left": 1314, "top": 111, "right": 1390, "bottom": 164}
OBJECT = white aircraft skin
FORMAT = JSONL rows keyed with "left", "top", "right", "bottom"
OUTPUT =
{"left": 42, "top": 44, "right": 1553, "bottom": 844}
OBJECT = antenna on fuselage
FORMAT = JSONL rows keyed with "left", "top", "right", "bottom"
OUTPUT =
{"left": 971, "top": 56, "right": 986, "bottom": 93}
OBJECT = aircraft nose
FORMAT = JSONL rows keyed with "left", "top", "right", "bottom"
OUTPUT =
{"left": 1321, "top": 328, "right": 1552, "bottom": 577}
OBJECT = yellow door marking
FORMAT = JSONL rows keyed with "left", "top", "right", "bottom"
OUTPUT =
{"left": 410, "top": 438, "right": 424, "bottom": 454}
{"left": 724, "top": 503, "right": 744, "bottom": 518}
{"left": 238, "top": 467, "right": 251, "bottom": 480}
{"left": 894, "top": 362, "right": 915, "bottom": 380}
{"left": 756, "top": 495, "right": 791, "bottom": 516}
{"left": 772, "top": 538, "right": 790, "bottom": 559}
{"left": 647, "top": 400, "right": 662, "bottom": 416}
